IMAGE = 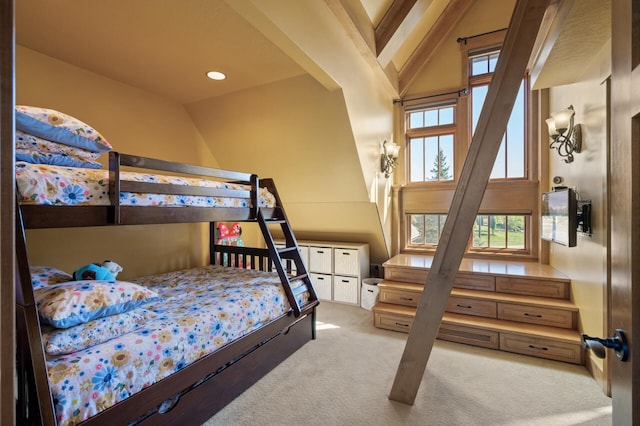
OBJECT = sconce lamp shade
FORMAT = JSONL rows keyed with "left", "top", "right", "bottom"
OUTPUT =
{"left": 383, "top": 140, "right": 400, "bottom": 159}
{"left": 381, "top": 139, "right": 400, "bottom": 178}
{"left": 550, "top": 107, "right": 575, "bottom": 133}
{"left": 545, "top": 117, "right": 558, "bottom": 136}
{"left": 546, "top": 105, "right": 581, "bottom": 163}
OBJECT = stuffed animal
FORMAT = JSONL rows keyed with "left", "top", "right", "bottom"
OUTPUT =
{"left": 73, "top": 260, "right": 123, "bottom": 281}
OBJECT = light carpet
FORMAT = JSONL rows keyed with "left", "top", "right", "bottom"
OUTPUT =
{"left": 203, "top": 302, "right": 612, "bottom": 426}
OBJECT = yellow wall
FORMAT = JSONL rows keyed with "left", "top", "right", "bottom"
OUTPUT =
{"left": 405, "top": 0, "right": 516, "bottom": 97}
{"left": 547, "top": 41, "right": 611, "bottom": 370}
{"left": 187, "top": 75, "right": 388, "bottom": 264}
{"left": 17, "top": 46, "right": 217, "bottom": 279}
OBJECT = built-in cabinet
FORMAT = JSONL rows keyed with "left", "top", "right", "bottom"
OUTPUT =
{"left": 373, "top": 254, "right": 583, "bottom": 364}
{"left": 277, "top": 240, "right": 369, "bottom": 306}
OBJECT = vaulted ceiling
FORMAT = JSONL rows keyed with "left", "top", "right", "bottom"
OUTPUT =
{"left": 15, "top": 0, "right": 610, "bottom": 105}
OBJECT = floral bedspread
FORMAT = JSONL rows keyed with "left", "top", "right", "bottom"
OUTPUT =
{"left": 47, "top": 265, "right": 307, "bottom": 425}
{"left": 16, "top": 162, "right": 276, "bottom": 207}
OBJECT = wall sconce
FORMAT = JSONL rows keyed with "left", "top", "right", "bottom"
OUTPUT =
{"left": 381, "top": 139, "right": 400, "bottom": 178}
{"left": 545, "top": 105, "right": 582, "bottom": 163}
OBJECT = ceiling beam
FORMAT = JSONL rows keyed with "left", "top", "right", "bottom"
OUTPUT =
{"left": 388, "top": 0, "right": 550, "bottom": 405}
{"left": 323, "top": 0, "right": 399, "bottom": 96}
{"left": 398, "top": 0, "right": 475, "bottom": 97}
{"left": 375, "top": 0, "right": 435, "bottom": 68}
{"left": 527, "top": 0, "right": 574, "bottom": 89}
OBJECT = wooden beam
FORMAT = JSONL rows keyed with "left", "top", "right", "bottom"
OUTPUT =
{"left": 375, "top": 0, "right": 418, "bottom": 57}
{"left": 388, "top": 0, "right": 550, "bottom": 405}
{"left": 322, "top": 0, "right": 400, "bottom": 95}
{"left": 376, "top": 0, "right": 435, "bottom": 68}
{"left": 527, "top": 0, "right": 574, "bottom": 89}
{"left": 0, "top": 0, "right": 15, "bottom": 423}
{"left": 398, "top": 0, "right": 475, "bottom": 97}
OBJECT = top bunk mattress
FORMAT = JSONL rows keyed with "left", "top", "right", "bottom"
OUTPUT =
{"left": 16, "top": 161, "right": 276, "bottom": 208}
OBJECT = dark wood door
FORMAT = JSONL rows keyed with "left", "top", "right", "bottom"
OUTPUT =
{"left": 609, "top": 1, "right": 639, "bottom": 424}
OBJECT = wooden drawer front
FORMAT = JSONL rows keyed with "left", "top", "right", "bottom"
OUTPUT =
{"left": 454, "top": 273, "right": 496, "bottom": 291}
{"left": 309, "top": 246, "right": 332, "bottom": 274}
{"left": 497, "top": 303, "right": 575, "bottom": 329}
{"left": 334, "top": 249, "right": 359, "bottom": 276}
{"left": 374, "top": 311, "right": 413, "bottom": 333}
{"left": 500, "top": 333, "right": 583, "bottom": 364}
{"left": 379, "top": 288, "right": 421, "bottom": 307}
{"left": 495, "top": 277, "right": 569, "bottom": 299}
{"left": 310, "top": 273, "right": 332, "bottom": 300}
{"left": 447, "top": 296, "right": 496, "bottom": 318}
{"left": 333, "top": 276, "right": 359, "bottom": 305}
{"left": 385, "top": 268, "right": 428, "bottom": 284}
{"left": 438, "top": 323, "right": 499, "bottom": 349}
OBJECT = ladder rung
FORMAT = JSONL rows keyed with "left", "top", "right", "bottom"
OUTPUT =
{"left": 292, "top": 284, "right": 309, "bottom": 297}
{"left": 278, "top": 247, "right": 298, "bottom": 255}
{"left": 289, "top": 273, "right": 309, "bottom": 282}
{"left": 265, "top": 219, "right": 286, "bottom": 224}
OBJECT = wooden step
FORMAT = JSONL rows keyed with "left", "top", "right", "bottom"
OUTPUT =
{"left": 378, "top": 279, "right": 578, "bottom": 329}
{"left": 372, "top": 303, "right": 579, "bottom": 342}
{"left": 372, "top": 302, "right": 583, "bottom": 364}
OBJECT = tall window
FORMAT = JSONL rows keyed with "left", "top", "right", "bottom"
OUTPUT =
{"left": 401, "top": 43, "right": 534, "bottom": 256}
{"left": 407, "top": 104, "right": 455, "bottom": 182}
{"left": 469, "top": 49, "right": 527, "bottom": 179}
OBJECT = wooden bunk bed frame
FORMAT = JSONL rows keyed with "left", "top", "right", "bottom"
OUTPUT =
{"left": 15, "top": 152, "right": 319, "bottom": 425}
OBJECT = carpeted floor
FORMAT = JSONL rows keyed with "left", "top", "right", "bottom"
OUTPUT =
{"left": 203, "top": 302, "right": 612, "bottom": 426}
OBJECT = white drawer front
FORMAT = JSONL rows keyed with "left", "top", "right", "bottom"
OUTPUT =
{"left": 333, "top": 275, "right": 359, "bottom": 304}
{"left": 310, "top": 273, "right": 332, "bottom": 300}
{"left": 334, "top": 248, "right": 359, "bottom": 276}
{"left": 309, "top": 246, "right": 332, "bottom": 274}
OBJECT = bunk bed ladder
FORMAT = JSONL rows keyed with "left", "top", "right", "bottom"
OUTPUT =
{"left": 258, "top": 209, "right": 318, "bottom": 317}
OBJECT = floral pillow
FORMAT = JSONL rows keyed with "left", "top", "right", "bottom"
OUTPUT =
{"left": 35, "top": 280, "right": 159, "bottom": 328}
{"left": 15, "top": 106, "right": 112, "bottom": 153}
{"left": 41, "top": 308, "right": 148, "bottom": 355}
{"left": 16, "top": 130, "right": 103, "bottom": 169}
{"left": 30, "top": 265, "right": 73, "bottom": 290}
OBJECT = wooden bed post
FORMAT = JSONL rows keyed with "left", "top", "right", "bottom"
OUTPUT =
{"left": 0, "top": 0, "right": 15, "bottom": 421}
{"left": 388, "top": 0, "right": 550, "bottom": 405}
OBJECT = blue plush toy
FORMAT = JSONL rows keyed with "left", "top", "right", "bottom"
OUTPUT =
{"left": 73, "top": 260, "right": 123, "bottom": 281}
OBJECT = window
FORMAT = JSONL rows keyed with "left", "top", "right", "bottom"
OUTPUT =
{"left": 471, "top": 215, "right": 526, "bottom": 249}
{"left": 469, "top": 50, "right": 527, "bottom": 180}
{"left": 399, "top": 39, "right": 537, "bottom": 258}
{"left": 409, "top": 214, "right": 528, "bottom": 251}
{"left": 409, "top": 214, "right": 447, "bottom": 245}
{"left": 407, "top": 104, "right": 455, "bottom": 183}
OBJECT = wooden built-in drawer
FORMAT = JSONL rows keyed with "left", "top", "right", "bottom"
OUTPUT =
{"left": 500, "top": 333, "right": 583, "bottom": 364}
{"left": 378, "top": 281, "right": 423, "bottom": 307}
{"left": 384, "top": 268, "right": 428, "bottom": 284}
{"left": 373, "top": 310, "right": 414, "bottom": 333}
{"left": 438, "top": 323, "right": 499, "bottom": 349}
{"left": 454, "top": 272, "right": 496, "bottom": 291}
{"left": 495, "top": 277, "right": 570, "bottom": 299}
{"left": 447, "top": 296, "right": 497, "bottom": 318}
{"left": 497, "top": 303, "right": 576, "bottom": 329}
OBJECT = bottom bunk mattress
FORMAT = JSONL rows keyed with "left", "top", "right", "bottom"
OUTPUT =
{"left": 39, "top": 265, "right": 308, "bottom": 425}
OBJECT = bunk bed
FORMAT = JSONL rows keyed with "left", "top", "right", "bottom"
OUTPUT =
{"left": 15, "top": 151, "right": 319, "bottom": 426}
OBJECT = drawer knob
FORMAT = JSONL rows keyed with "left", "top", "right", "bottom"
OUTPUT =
{"left": 456, "top": 304, "right": 472, "bottom": 309}
{"left": 400, "top": 297, "right": 414, "bottom": 301}
{"left": 395, "top": 322, "right": 410, "bottom": 327}
{"left": 524, "top": 312, "right": 543, "bottom": 318}
{"left": 528, "top": 344, "right": 548, "bottom": 351}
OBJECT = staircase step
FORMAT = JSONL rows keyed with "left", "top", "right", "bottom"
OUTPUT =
{"left": 378, "top": 280, "right": 578, "bottom": 311}
{"left": 372, "top": 302, "right": 581, "bottom": 344}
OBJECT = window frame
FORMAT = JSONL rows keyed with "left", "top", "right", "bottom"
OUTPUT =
{"left": 397, "top": 30, "right": 540, "bottom": 260}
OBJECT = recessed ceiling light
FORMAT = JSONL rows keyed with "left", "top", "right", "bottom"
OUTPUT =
{"left": 206, "top": 71, "right": 226, "bottom": 81}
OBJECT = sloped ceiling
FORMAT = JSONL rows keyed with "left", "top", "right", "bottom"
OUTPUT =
{"left": 16, "top": 0, "right": 611, "bottom": 105}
